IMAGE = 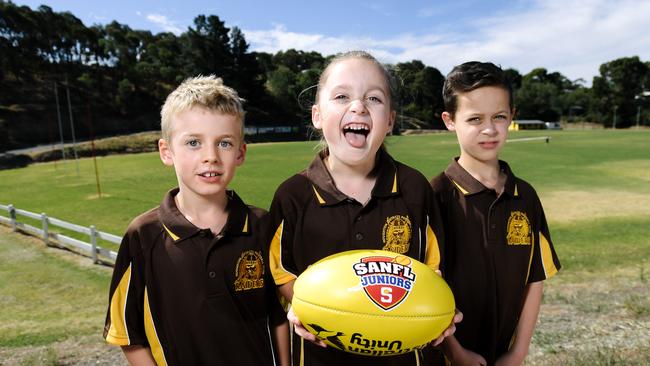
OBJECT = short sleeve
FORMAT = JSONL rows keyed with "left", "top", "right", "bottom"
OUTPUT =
{"left": 254, "top": 209, "right": 289, "bottom": 323}
{"left": 268, "top": 188, "right": 299, "bottom": 286}
{"left": 265, "top": 265, "right": 289, "bottom": 325}
{"left": 527, "top": 195, "right": 561, "bottom": 283}
{"left": 103, "top": 227, "right": 148, "bottom": 346}
{"left": 424, "top": 182, "right": 445, "bottom": 272}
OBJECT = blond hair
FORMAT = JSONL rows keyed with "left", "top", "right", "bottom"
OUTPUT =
{"left": 160, "top": 75, "right": 245, "bottom": 141}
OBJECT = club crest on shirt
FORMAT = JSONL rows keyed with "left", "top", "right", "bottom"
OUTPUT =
{"left": 353, "top": 255, "right": 416, "bottom": 311}
{"left": 382, "top": 215, "right": 411, "bottom": 254}
{"left": 234, "top": 250, "right": 265, "bottom": 291}
{"left": 506, "top": 211, "right": 532, "bottom": 245}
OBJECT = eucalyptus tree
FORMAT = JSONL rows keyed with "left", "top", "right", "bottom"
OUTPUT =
{"left": 592, "top": 56, "right": 648, "bottom": 127}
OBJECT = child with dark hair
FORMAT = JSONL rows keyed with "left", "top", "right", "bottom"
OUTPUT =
{"left": 432, "top": 61, "right": 561, "bottom": 366}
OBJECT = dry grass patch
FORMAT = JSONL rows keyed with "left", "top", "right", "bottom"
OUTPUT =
{"left": 589, "top": 159, "right": 650, "bottom": 183}
{"left": 526, "top": 267, "right": 650, "bottom": 365}
{"left": 536, "top": 154, "right": 650, "bottom": 226}
{"left": 0, "top": 335, "right": 124, "bottom": 366}
{"left": 543, "top": 190, "right": 650, "bottom": 224}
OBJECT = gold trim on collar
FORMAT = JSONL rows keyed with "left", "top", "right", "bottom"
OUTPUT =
{"left": 514, "top": 184, "right": 519, "bottom": 197}
{"left": 312, "top": 185, "right": 326, "bottom": 204}
{"left": 391, "top": 173, "right": 398, "bottom": 193}
{"left": 451, "top": 179, "right": 469, "bottom": 195}
{"left": 242, "top": 214, "right": 249, "bottom": 233}
{"left": 162, "top": 223, "right": 179, "bottom": 241}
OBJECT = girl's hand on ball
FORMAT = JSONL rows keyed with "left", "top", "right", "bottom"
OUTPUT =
{"left": 287, "top": 306, "right": 327, "bottom": 348}
{"left": 432, "top": 309, "right": 463, "bottom": 346}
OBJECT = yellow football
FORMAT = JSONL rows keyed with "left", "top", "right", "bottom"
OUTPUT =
{"left": 292, "top": 249, "right": 455, "bottom": 356}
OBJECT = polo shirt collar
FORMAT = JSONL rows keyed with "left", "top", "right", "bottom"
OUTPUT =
{"left": 372, "top": 148, "right": 401, "bottom": 198}
{"left": 444, "top": 158, "right": 520, "bottom": 197}
{"left": 159, "top": 188, "right": 252, "bottom": 243}
{"left": 500, "top": 161, "right": 519, "bottom": 197}
{"left": 306, "top": 148, "right": 400, "bottom": 206}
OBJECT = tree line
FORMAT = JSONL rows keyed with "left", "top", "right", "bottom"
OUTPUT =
{"left": 1, "top": 1, "right": 649, "bottom": 152}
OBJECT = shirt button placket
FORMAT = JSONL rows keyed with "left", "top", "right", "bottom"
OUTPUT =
{"left": 487, "top": 201, "right": 497, "bottom": 240}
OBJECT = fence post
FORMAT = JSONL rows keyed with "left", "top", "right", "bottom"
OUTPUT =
{"left": 41, "top": 213, "right": 49, "bottom": 245}
{"left": 8, "top": 204, "right": 16, "bottom": 231}
{"left": 90, "top": 225, "right": 98, "bottom": 264}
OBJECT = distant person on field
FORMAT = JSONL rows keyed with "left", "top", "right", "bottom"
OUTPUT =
{"left": 268, "top": 50, "right": 460, "bottom": 366}
{"left": 103, "top": 75, "right": 289, "bottom": 366}
{"left": 430, "top": 61, "right": 561, "bottom": 366}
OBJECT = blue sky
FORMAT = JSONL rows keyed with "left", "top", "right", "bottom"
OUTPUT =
{"left": 13, "top": 0, "right": 650, "bottom": 84}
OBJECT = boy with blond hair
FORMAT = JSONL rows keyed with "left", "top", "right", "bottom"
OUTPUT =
{"left": 431, "top": 62, "right": 561, "bottom": 366}
{"left": 104, "top": 75, "right": 289, "bottom": 366}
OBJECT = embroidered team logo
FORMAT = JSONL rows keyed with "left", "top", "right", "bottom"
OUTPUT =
{"left": 506, "top": 211, "right": 532, "bottom": 245}
{"left": 353, "top": 255, "right": 416, "bottom": 311}
{"left": 381, "top": 215, "right": 411, "bottom": 254}
{"left": 234, "top": 250, "right": 265, "bottom": 291}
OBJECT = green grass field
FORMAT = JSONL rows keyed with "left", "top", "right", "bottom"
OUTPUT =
{"left": 1, "top": 130, "right": 649, "bottom": 364}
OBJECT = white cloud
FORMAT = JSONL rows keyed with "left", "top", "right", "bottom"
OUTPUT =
{"left": 243, "top": 0, "right": 650, "bottom": 83}
{"left": 145, "top": 13, "right": 182, "bottom": 35}
{"left": 448, "top": 0, "right": 650, "bottom": 82}
{"left": 243, "top": 24, "right": 324, "bottom": 52}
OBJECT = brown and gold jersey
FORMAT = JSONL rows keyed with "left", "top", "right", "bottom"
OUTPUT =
{"left": 269, "top": 149, "right": 445, "bottom": 366}
{"left": 431, "top": 158, "right": 561, "bottom": 364}
{"left": 104, "top": 189, "right": 285, "bottom": 366}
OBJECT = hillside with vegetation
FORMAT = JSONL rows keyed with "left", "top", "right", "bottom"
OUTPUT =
{"left": 2, "top": 1, "right": 649, "bottom": 154}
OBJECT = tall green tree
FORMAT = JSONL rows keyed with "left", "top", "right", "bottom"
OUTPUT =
{"left": 229, "top": 26, "right": 267, "bottom": 117}
{"left": 515, "top": 80, "right": 560, "bottom": 121}
{"left": 393, "top": 60, "right": 445, "bottom": 129}
{"left": 265, "top": 65, "right": 299, "bottom": 119}
{"left": 260, "top": 49, "right": 325, "bottom": 125}
{"left": 515, "top": 68, "right": 579, "bottom": 121}
{"left": 272, "top": 49, "right": 325, "bottom": 73}
{"left": 560, "top": 86, "right": 595, "bottom": 122}
{"left": 592, "top": 56, "right": 648, "bottom": 127}
{"left": 182, "top": 15, "right": 233, "bottom": 78}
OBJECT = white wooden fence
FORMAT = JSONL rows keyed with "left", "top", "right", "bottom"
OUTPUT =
{"left": 0, "top": 203, "right": 119, "bottom": 265}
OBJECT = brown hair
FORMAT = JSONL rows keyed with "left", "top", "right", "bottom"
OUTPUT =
{"left": 313, "top": 51, "right": 396, "bottom": 152}
{"left": 442, "top": 61, "right": 513, "bottom": 118}
{"left": 315, "top": 50, "right": 397, "bottom": 110}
